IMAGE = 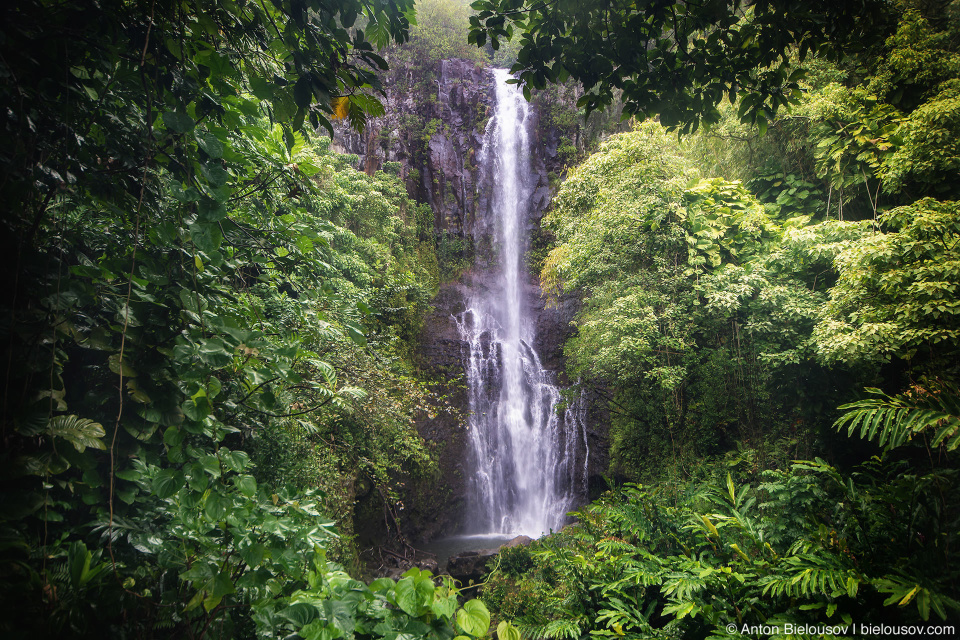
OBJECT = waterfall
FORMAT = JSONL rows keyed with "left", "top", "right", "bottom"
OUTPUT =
{"left": 454, "top": 69, "right": 588, "bottom": 537}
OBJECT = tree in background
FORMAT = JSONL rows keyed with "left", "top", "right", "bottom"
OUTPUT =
{"left": 400, "top": 0, "right": 488, "bottom": 64}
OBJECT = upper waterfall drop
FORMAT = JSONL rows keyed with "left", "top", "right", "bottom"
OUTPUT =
{"left": 455, "top": 69, "right": 588, "bottom": 538}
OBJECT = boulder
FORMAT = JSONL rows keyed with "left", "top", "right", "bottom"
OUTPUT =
{"left": 503, "top": 535, "right": 533, "bottom": 548}
{"left": 417, "top": 558, "right": 440, "bottom": 574}
{"left": 445, "top": 548, "right": 499, "bottom": 583}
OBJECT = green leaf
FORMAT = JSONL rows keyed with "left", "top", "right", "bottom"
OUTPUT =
{"left": 163, "top": 110, "right": 196, "bottom": 134}
{"left": 153, "top": 469, "right": 182, "bottom": 499}
{"left": 343, "top": 321, "right": 366, "bottom": 346}
{"left": 456, "top": 600, "right": 490, "bottom": 637}
{"left": 240, "top": 542, "right": 267, "bottom": 567}
{"left": 196, "top": 132, "right": 224, "bottom": 158}
{"left": 47, "top": 415, "right": 106, "bottom": 452}
{"left": 295, "top": 235, "right": 314, "bottom": 254}
{"left": 67, "top": 542, "right": 93, "bottom": 588}
{"left": 235, "top": 474, "right": 257, "bottom": 498}
{"left": 204, "top": 491, "right": 227, "bottom": 521}
{"left": 108, "top": 354, "right": 138, "bottom": 377}
{"left": 497, "top": 621, "right": 521, "bottom": 640}
{"left": 249, "top": 76, "right": 275, "bottom": 100}
{"left": 203, "top": 571, "right": 236, "bottom": 612}
{"left": 395, "top": 576, "right": 426, "bottom": 616}
{"left": 189, "top": 222, "right": 223, "bottom": 253}
{"left": 198, "top": 197, "right": 228, "bottom": 222}
{"left": 279, "top": 602, "right": 320, "bottom": 627}
{"left": 432, "top": 591, "right": 457, "bottom": 620}
{"left": 200, "top": 162, "right": 230, "bottom": 187}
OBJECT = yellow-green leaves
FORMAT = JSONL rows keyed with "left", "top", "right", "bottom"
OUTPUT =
{"left": 46, "top": 415, "right": 106, "bottom": 453}
{"left": 815, "top": 199, "right": 960, "bottom": 368}
{"left": 456, "top": 599, "right": 491, "bottom": 637}
{"left": 395, "top": 569, "right": 436, "bottom": 616}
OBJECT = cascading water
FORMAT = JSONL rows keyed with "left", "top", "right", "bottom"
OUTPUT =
{"left": 454, "top": 69, "right": 588, "bottom": 538}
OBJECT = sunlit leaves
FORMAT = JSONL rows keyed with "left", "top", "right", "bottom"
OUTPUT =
{"left": 46, "top": 415, "right": 106, "bottom": 453}
{"left": 814, "top": 199, "right": 960, "bottom": 369}
{"left": 456, "top": 599, "right": 491, "bottom": 637}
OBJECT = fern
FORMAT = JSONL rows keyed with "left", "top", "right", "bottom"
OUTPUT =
{"left": 834, "top": 383, "right": 960, "bottom": 451}
{"left": 520, "top": 618, "right": 584, "bottom": 640}
{"left": 758, "top": 553, "right": 862, "bottom": 599}
{"left": 46, "top": 415, "right": 106, "bottom": 452}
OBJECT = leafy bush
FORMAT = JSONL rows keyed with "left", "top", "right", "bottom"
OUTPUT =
{"left": 482, "top": 459, "right": 960, "bottom": 638}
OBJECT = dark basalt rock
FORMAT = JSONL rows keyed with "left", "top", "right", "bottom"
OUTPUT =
{"left": 334, "top": 59, "right": 494, "bottom": 236}
{"left": 445, "top": 548, "right": 499, "bottom": 583}
{"left": 445, "top": 535, "right": 531, "bottom": 582}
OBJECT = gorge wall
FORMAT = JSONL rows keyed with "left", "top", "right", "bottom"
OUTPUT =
{"left": 334, "top": 59, "right": 610, "bottom": 543}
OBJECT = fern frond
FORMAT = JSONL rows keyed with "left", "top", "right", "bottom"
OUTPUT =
{"left": 834, "top": 383, "right": 960, "bottom": 451}
{"left": 519, "top": 618, "right": 584, "bottom": 640}
{"left": 759, "top": 553, "right": 861, "bottom": 599}
{"left": 47, "top": 415, "right": 106, "bottom": 452}
{"left": 662, "top": 573, "right": 706, "bottom": 600}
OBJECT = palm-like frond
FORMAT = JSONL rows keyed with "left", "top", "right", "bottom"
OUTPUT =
{"left": 46, "top": 415, "right": 107, "bottom": 452}
{"left": 519, "top": 618, "right": 584, "bottom": 640}
{"left": 834, "top": 383, "right": 960, "bottom": 451}
{"left": 758, "top": 553, "right": 862, "bottom": 599}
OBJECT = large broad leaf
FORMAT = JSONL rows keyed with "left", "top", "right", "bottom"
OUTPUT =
{"left": 235, "top": 474, "right": 257, "bottom": 498}
{"left": 163, "top": 110, "right": 196, "bottom": 134}
{"left": 196, "top": 131, "right": 224, "bottom": 158}
{"left": 189, "top": 222, "right": 223, "bottom": 253}
{"left": 152, "top": 469, "right": 183, "bottom": 499}
{"left": 456, "top": 600, "right": 490, "bottom": 637}
{"left": 203, "top": 571, "right": 236, "bottom": 612}
{"left": 278, "top": 602, "right": 320, "bottom": 627}
{"left": 343, "top": 321, "right": 367, "bottom": 346}
{"left": 395, "top": 574, "right": 434, "bottom": 616}
{"left": 431, "top": 590, "right": 457, "bottom": 620}
{"left": 204, "top": 491, "right": 227, "bottom": 521}
{"left": 497, "top": 621, "right": 521, "bottom": 640}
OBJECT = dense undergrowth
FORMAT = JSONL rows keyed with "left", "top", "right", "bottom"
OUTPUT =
{"left": 2, "top": 0, "right": 959, "bottom": 638}
{"left": 0, "top": 0, "right": 495, "bottom": 637}
{"left": 482, "top": 455, "right": 958, "bottom": 638}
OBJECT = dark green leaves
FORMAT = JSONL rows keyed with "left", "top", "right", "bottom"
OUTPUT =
{"left": 163, "top": 110, "right": 196, "bottom": 134}
{"left": 189, "top": 222, "right": 223, "bottom": 253}
{"left": 468, "top": 0, "right": 894, "bottom": 131}
{"left": 153, "top": 469, "right": 183, "bottom": 499}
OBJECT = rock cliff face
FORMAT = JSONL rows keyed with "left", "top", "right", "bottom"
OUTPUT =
{"left": 334, "top": 58, "right": 560, "bottom": 236}
{"left": 334, "top": 59, "right": 492, "bottom": 235}
{"left": 335, "top": 59, "right": 609, "bottom": 543}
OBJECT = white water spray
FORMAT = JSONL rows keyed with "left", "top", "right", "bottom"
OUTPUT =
{"left": 454, "top": 70, "right": 588, "bottom": 537}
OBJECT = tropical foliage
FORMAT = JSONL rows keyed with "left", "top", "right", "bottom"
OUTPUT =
{"left": 481, "top": 458, "right": 960, "bottom": 638}
{"left": 3, "top": 0, "right": 960, "bottom": 638}
{"left": 468, "top": 0, "right": 895, "bottom": 132}
{"left": 0, "top": 0, "right": 471, "bottom": 636}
